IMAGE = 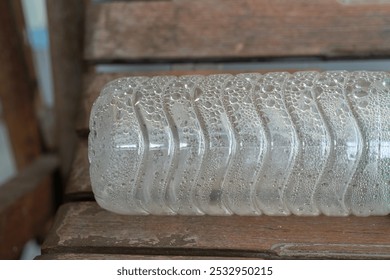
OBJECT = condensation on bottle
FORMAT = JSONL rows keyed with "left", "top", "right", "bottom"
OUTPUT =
{"left": 88, "top": 71, "right": 390, "bottom": 216}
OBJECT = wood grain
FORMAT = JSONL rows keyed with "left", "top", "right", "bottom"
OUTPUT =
{"left": 42, "top": 202, "right": 390, "bottom": 259}
{"left": 0, "top": 155, "right": 58, "bottom": 259}
{"left": 85, "top": 0, "right": 390, "bottom": 61}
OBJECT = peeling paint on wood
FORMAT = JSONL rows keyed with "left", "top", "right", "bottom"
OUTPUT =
{"left": 42, "top": 202, "right": 390, "bottom": 259}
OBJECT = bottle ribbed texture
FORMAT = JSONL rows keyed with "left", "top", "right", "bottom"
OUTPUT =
{"left": 89, "top": 71, "right": 390, "bottom": 216}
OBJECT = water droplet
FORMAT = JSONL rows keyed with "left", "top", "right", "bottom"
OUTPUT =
{"left": 134, "top": 92, "right": 142, "bottom": 105}
{"left": 359, "top": 100, "right": 368, "bottom": 108}
{"left": 171, "top": 92, "right": 181, "bottom": 101}
{"left": 116, "top": 110, "right": 123, "bottom": 120}
{"left": 204, "top": 101, "right": 212, "bottom": 108}
{"left": 264, "top": 84, "right": 275, "bottom": 92}
{"left": 243, "top": 96, "right": 251, "bottom": 104}
{"left": 381, "top": 78, "right": 390, "bottom": 88}
{"left": 354, "top": 89, "right": 368, "bottom": 98}
{"left": 193, "top": 88, "right": 202, "bottom": 101}
{"left": 266, "top": 99, "right": 275, "bottom": 107}
{"left": 356, "top": 79, "right": 370, "bottom": 88}
{"left": 146, "top": 106, "right": 155, "bottom": 114}
{"left": 126, "top": 99, "right": 132, "bottom": 107}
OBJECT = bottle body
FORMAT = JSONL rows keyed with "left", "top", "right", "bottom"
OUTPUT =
{"left": 89, "top": 71, "right": 390, "bottom": 216}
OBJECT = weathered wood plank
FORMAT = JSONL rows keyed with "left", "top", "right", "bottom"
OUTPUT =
{"left": 47, "top": 0, "right": 85, "bottom": 179}
{"left": 85, "top": 0, "right": 390, "bottom": 60}
{"left": 42, "top": 202, "right": 390, "bottom": 259}
{"left": 0, "top": 155, "right": 59, "bottom": 259}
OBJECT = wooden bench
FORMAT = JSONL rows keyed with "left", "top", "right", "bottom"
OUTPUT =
{"left": 40, "top": 0, "right": 390, "bottom": 259}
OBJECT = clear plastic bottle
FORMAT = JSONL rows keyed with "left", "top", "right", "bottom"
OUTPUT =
{"left": 88, "top": 71, "right": 390, "bottom": 216}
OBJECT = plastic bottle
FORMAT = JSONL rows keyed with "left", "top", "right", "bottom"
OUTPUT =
{"left": 88, "top": 71, "right": 390, "bottom": 216}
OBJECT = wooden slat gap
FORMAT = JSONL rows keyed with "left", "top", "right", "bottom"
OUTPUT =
{"left": 42, "top": 245, "right": 278, "bottom": 259}
{"left": 36, "top": 253, "right": 252, "bottom": 260}
{"left": 85, "top": 55, "right": 390, "bottom": 66}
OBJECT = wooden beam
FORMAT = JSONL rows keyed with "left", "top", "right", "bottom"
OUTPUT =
{"left": 85, "top": 0, "right": 390, "bottom": 61}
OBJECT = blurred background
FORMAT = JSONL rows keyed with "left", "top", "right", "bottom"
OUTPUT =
{"left": 0, "top": 0, "right": 54, "bottom": 260}
{"left": 0, "top": 0, "right": 53, "bottom": 186}
{"left": 1, "top": 0, "right": 390, "bottom": 259}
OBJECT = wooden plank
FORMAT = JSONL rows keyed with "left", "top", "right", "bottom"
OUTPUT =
{"left": 47, "top": 0, "right": 85, "bottom": 179}
{"left": 0, "top": 155, "right": 59, "bottom": 259}
{"left": 42, "top": 202, "right": 390, "bottom": 259}
{"left": 36, "top": 253, "right": 243, "bottom": 260}
{"left": 0, "top": 0, "right": 41, "bottom": 169}
{"left": 85, "top": 0, "right": 390, "bottom": 61}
